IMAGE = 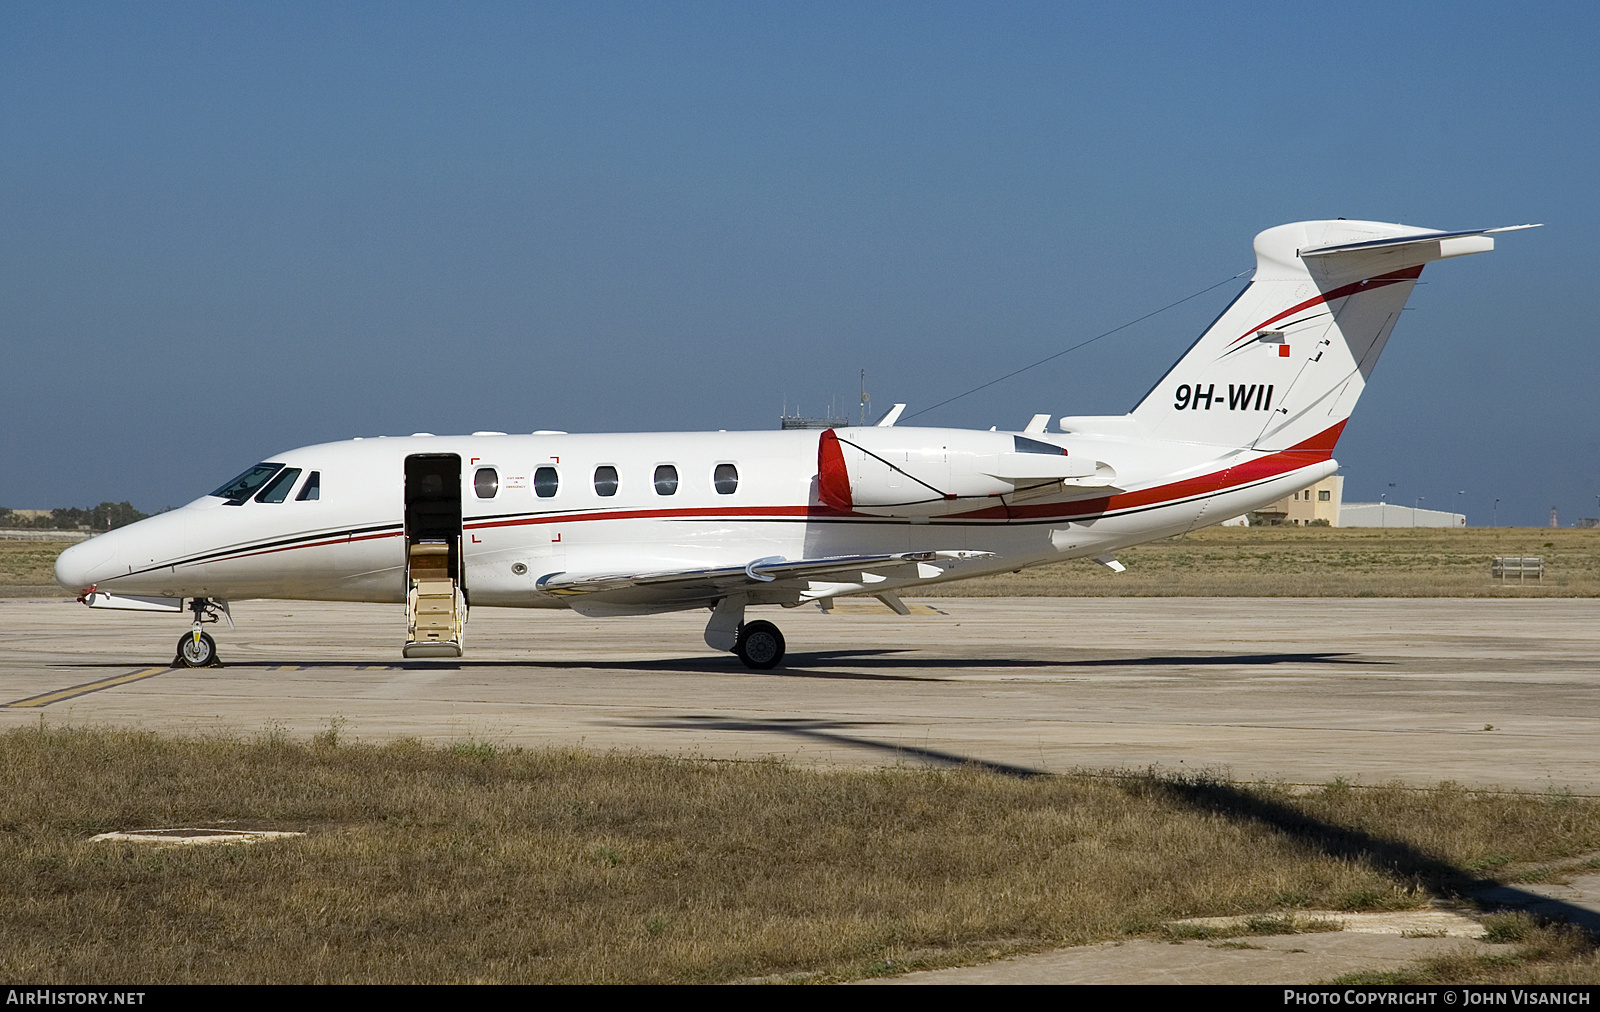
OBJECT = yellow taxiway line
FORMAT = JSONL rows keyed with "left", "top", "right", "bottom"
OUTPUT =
{"left": 2, "top": 667, "right": 170, "bottom": 708}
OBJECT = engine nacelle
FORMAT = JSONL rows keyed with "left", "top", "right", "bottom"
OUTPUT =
{"left": 817, "top": 427, "right": 1116, "bottom": 517}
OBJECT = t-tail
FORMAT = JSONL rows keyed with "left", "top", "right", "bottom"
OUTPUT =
{"left": 1127, "top": 219, "right": 1538, "bottom": 453}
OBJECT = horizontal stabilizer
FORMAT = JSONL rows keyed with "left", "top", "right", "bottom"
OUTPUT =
{"left": 1299, "top": 224, "right": 1540, "bottom": 258}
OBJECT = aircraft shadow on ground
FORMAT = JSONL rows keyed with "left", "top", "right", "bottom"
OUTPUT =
{"left": 1055, "top": 652, "right": 1383, "bottom": 668}
{"left": 55, "top": 647, "right": 1382, "bottom": 677}
{"left": 612, "top": 714, "right": 1052, "bottom": 779}
{"left": 1149, "top": 776, "right": 1600, "bottom": 935}
{"left": 615, "top": 714, "right": 1600, "bottom": 935}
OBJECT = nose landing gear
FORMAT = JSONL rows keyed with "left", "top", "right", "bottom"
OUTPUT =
{"left": 176, "top": 631, "right": 218, "bottom": 667}
{"left": 173, "top": 598, "right": 230, "bottom": 668}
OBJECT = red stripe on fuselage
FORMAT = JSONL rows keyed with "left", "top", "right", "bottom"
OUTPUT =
{"left": 464, "top": 421, "right": 1346, "bottom": 529}
{"left": 164, "top": 422, "right": 1347, "bottom": 573}
{"left": 941, "top": 420, "right": 1346, "bottom": 522}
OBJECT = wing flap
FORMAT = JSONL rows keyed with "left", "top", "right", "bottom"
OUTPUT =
{"left": 536, "top": 551, "right": 993, "bottom": 597}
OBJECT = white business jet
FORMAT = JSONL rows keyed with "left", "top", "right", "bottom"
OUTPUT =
{"left": 56, "top": 219, "right": 1535, "bottom": 669}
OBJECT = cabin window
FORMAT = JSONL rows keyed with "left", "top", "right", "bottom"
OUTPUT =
{"left": 474, "top": 468, "right": 500, "bottom": 499}
{"left": 653, "top": 464, "right": 679, "bottom": 496}
{"left": 534, "top": 466, "right": 559, "bottom": 498}
{"left": 593, "top": 465, "right": 619, "bottom": 497}
{"left": 714, "top": 463, "right": 738, "bottom": 495}
{"left": 1013, "top": 435, "right": 1065, "bottom": 455}
{"left": 296, "top": 472, "right": 321, "bottom": 501}
{"left": 211, "top": 463, "right": 284, "bottom": 505}
{"left": 255, "top": 468, "right": 303, "bottom": 504}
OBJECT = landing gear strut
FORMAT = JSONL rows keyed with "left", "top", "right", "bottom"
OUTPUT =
{"left": 174, "top": 598, "right": 229, "bottom": 668}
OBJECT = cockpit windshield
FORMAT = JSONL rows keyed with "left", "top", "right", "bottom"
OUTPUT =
{"left": 255, "top": 468, "right": 303, "bottom": 504}
{"left": 210, "top": 463, "right": 285, "bottom": 505}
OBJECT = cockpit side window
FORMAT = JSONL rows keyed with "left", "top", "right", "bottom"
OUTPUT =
{"left": 255, "top": 468, "right": 303, "bottom": 503}
{"left": 296, "top": 471, "right": 321, "bottom": 501}
{"left": 211, "top": 463, "right": 284, "bottom": 505}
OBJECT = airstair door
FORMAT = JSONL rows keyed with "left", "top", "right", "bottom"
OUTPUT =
{"left": 403, "top": 454, "right": 466, "bottom": 657}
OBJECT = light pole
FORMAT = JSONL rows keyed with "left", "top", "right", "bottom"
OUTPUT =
{"left": 1493, "top": 498, "right": 1500, "bottom": 527}
{"left": 1413, "top": 496, "right": 1424, "bottom": 529}
{"left": 1456, "top": 490, "right": 1466, "bottom": 529}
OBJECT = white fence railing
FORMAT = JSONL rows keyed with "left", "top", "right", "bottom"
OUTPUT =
{"left": 1491, "top": 556, "right": 1544, "bottom": 582}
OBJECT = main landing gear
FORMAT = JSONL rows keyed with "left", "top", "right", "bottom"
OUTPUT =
{"left": 704, "top": 597, "right": 787, "bottom": 670}
{"left": 174, "top": 598, "right": 229, "bottom": 668}
{"left": 734, "top": 620, "right": 786, "bottom": 670}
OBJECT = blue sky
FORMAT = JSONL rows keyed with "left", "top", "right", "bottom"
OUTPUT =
{"left": 2, "top": 2, "right": 1595, "bottom": 524}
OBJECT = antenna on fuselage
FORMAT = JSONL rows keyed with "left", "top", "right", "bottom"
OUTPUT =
{"left": 859, "top": 370, "right": 870, "bottom": 426}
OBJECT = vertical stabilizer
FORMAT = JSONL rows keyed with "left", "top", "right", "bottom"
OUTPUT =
{"left": 1129, "top": 220, "right": 1525, "bottom": 452}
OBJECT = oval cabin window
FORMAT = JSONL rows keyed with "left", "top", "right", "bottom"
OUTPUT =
{"left": 653, "top": 464, "right": 678, "bottom": 496}
{"left": 534, "top": 466, "right": 559, "bottom": 498}
{"left": 474, "top": 468, "right": 499, "bottom": 499}
{"left": 593, "top": 465, "right": 619, "bottom": 497}
{"left": 713, "top": 463, "right": 738, "bottom": 495}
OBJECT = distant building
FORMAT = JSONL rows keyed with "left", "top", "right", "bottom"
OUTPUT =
{"left": 1248, "top": 474, "right": 1343, "bottom": 526}
{"left": 1339, "top": 503, "right": 1465, "bottom": 528}
{"left": 2, "top": 509, "right": 53, "bottom": 524}
{"left": 1577, "top": 518, "right": 1600, "bottom": 529}
{"left": 1227, "top": 475, "right": 1475, "bottom": 528}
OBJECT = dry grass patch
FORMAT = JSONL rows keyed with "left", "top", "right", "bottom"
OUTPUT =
{"left": 916, "top": 526, "right": 1600, "bottom": 597}
{"left": 0, "top": 539, "right": 75, "bottom": 594}
{"left": 1163, "top": 913, "right": 1345, "bottom": 941}
{"left": 5, "top": 726, "right": 1600, "bottom": 983}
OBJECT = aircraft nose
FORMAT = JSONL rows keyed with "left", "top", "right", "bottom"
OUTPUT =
{"left": 55, "top": 536, "right": 118, "bottom": 590}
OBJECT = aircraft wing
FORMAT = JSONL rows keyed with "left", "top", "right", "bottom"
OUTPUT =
{"left": 536, "top": 550, "right": 992, "bottom": 597}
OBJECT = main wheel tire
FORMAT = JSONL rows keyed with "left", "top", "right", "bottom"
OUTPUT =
{"left": 176, "top": 631, "right": 217, "bottom": 668}
{"left": 735, "top": 620, "right": 785, "bottom": 670}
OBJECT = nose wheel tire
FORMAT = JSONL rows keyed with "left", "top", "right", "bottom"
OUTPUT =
{"left": 175, "top": 632, "right": 218, "bottom": 668}
{"left": 734, "top": 620, "right": 785, "bottom": 670}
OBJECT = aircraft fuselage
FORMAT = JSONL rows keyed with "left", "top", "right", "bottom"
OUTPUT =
{"left": 57, "top": 425, "right": 1335, "bottom": 611}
